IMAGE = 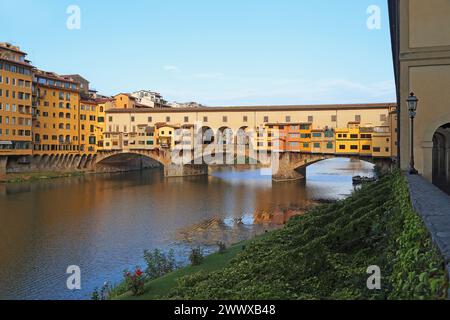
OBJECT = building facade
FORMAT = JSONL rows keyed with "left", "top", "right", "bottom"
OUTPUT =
{"left": 32, "top": 70, "right": 81, "bottom": 155}
{"left": 0, "top": 43, "right": 33, "bottom": 157}
{"left": 104, "top": 103, "right": 397, "bottom": 158}
{"left": 389, "top": 0, "right": 450, "bottom": 193}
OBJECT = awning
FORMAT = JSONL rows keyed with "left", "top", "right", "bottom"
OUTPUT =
{"left": 0, "top": 141, "right": 13, "bottom": 145}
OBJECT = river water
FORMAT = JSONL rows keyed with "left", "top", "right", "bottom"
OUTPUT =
{"left": 0, "top": 158, "right": 374, "bottom": 300}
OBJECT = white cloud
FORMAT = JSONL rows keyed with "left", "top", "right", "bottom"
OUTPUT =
{"left": 163, "top": 65, "right": 179, "bottom": 72}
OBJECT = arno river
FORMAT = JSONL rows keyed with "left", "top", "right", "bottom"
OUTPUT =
{"left": 0, "top": 158, "right": 374, "bottom": 300}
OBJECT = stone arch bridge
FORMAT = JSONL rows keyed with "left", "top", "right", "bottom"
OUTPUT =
{"left": 93, "top": 148, "right": 392, "bottom": 181}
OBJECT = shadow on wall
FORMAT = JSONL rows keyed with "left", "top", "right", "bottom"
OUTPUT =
{"left": 433, "top": 123, "right": 450, "bottom": 195}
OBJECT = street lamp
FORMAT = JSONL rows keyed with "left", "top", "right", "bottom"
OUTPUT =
{"left": 407, "top": 92, "right": 419, "bottom": 174}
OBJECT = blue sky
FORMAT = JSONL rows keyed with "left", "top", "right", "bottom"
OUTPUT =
{"left": 0, "top": 0, "right": 395, "bottom": 106}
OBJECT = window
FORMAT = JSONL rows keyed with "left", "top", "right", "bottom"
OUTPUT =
{"left": 314, "top": 143, "right": 321, "bottom": 148}
{"left": 131, "top": 116, "right": 135, "bottom": 122}
{"left": 350, "top": 145, "right": 358, "bottom": 150}
{"left": 223, "top": 116, "right": 228, "bottom": 123}
{"left": 312, "top": 132, "right": 322, "bottom": 138}
{"left": 355, "top": 115, "right": 361, "bottom": 122}
{"left": 203, "top": 116, "right": 208, "bottom": 122}
{"left": 300, "top": 124, "right": 310, "bottom": 130}
{"left": 286, "top": 116, "right": 291, "bottom": 123}
{"left": 166, "top": 116, "right": 170, "bottom": 122}
{"left": 331, "top": 115, "right": 337, "bottom": 122}
{"left": 350, "top": 134, "right": 358, "bottom": 139}
{"left": 339, "top": 145, "right": 345, "bottom": 150}
{"left": 184, "top": 116, "right": 189, "bottom": 123}
{"left": 148, "top": 116, "right": 152, "bottom": 123}
{"left": 308, "top": 116, "right": 313, "bottom": 123}
{"left": 243, "top": 116, "right": 248, "bottom": 122}
{"left": 373, "top": 147, "right": 381, "bottom": 153}
{"left": 303, "top": 143, "right": 309, "bottom": 148}
{"left": 264, "top": 116, "right": 269, "bottom": 123}
{"left": 327, "top": 142, "right": 333, "bottom": 149}
{"left": 380, "top": 114, "right": 387, "bottom": 122}
{"left": 362, "top": 145, "right": 371, "bottom": 151}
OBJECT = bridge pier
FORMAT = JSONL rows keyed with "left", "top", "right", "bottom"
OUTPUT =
{"left": 272, "top": 153, "right": 306, "bottom": 182}
{"left": 272, "top": 152, "right": 331, "bottom": 182}
{"left": 0, "top": 156, "right": 7, "bottom": 179}
{"left": 164, "top": 164, "right": 208, "bottom": 178}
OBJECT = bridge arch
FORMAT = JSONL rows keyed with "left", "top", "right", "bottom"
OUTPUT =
{"left": 216, "top": 127, "right": 233, "bottom": 145}
{"left": 95, "top": 150, "right": 170, "bottom": 172}
{"left": 236, "top": 126, "right": 251, "bottom": 146}
{"left": 198, "top": 126, "right": 215, "bottom": 145}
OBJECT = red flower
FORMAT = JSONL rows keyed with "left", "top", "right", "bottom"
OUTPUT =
{"left": 135, "top": 269, "right": 143, "bottom": 277}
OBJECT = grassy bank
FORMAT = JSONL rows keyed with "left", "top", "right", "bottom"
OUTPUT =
{"left": 117, "top": 241, "right": 250, "bottom": 300}
{"left": 0, "top": 171, "right": 85, "bottom": 183}
{"left": 119, "top": 171, "right": 448, "bottom": 300}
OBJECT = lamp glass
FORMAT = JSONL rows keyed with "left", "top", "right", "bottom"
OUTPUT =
{"left": 407, "top": 93, "right": 418, "bottom": 112}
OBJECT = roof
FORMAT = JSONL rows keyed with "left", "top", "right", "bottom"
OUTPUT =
{"left": 155, "top": 122, "right": 181, "bottom": 129}
{"left": 114, "top": 93, "right": 137, "bottom": 100}
{"left": 95, "top": 97, "right": 115, "bottom": 103}
{"left": 105, "top": 103, "right": 396, "bottom": 114}
{"left": 0, "top": 43, "right": 26, "bottom": 55}
{"left": 34, "top": 69, "right": 79, "bottom": 84}
{"left": 0, "top": 56, "right": 33, "bottom": 68}
{"left": 266, "top": 122, "right": 312, "bottom": 126}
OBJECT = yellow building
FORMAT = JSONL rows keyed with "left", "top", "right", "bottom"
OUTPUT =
{"left": 335, "top": 122, "right": 361, "bottom": 155}
{"left": 389, "top": 0, "right": 450, "bottom": 191}
{"left": 359, "top": 127, "right": 373, "bottom": 156}
{"left": 299, "top": 123, "right": 312, "bottom": 153}
{"left": 114, "top": 93, "right": 137, "bottom": 109}
{"left": 96, "top": 97, "right": 115, "bottom": 150}
{"left": 32, "top": 70, "right": 80, "bottom": 155}
{"left": 0, "top": 43, "right": 33, "bottom": 156}
{"left": 372, "top": 126, "right": 392, "bottom": 158}
{"left": 156, "top": 124, "right": 179, "bottom": 149}
{"left": 79, "top": 98, "right": 99, "bottom": 154}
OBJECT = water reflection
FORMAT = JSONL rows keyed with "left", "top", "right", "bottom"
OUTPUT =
{"left": 0, "top": 158, "right": 374, "bottom": 300}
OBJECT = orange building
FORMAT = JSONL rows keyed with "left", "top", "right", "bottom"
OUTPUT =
{"left": 0, "top": 43, "right": 33, "bottom": 156}
{"left": 79, "top": 98, "right": 99, "bottom": 154}
{"left": 32, "top": 70, "right": 81, "bottom": 155}
{"left": 113, "top": 93, "right": 137, "bottom": 109}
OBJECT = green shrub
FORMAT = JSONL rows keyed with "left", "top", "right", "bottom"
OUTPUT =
{"left": 189, "top": 247, "right": 204, "bottom": 266}
{"left": 217, "top": 242, "right": 227, "bottom": 254}
{"left": 144, "top": 249, "right": 177, "bottom": 280}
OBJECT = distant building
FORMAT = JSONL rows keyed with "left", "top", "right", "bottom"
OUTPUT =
{"left": 168, "top": 101, "right": 205, "bottom": 109}
{"left": 113, "top": 93, "right": 137, "bottom": 109}
{"left": 130, "top": 90, "right": 168, "bottom": 108}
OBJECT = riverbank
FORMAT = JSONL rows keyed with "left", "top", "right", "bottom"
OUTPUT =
{"left": 0, "top": 171, "right": 86, "bottom": 183}
{"left": 118, "top": 170, "right": 448, "bottom": 300}
{"left": 116, "top": 240, "right": 252, "bottom": 300}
